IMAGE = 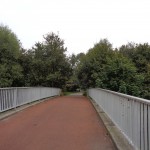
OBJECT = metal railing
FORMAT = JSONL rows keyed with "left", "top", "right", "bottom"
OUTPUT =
{"left": 0, "top": 87, "right": 61, "bottom": 112}
{"left": 88, "top": 88, "right": 150, "bottom": 150}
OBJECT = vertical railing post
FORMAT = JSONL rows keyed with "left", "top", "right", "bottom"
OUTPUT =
{"left": 13, "top": 88, "right": 17, "bottom": 109}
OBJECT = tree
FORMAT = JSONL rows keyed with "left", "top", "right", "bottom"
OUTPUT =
{"left": 29, "top": 32, "right": 72, "bottom": 88}
{"left": 65, "top": 53, "right": 85, "bottom": 91}
{"left": 77, "top": 39, "right": 145, "bottom": 98}
{"left": 18, "top": 48, "right": 34, "bottom": 86}
{"left": 0, "top": 25, "right": 23, "bottom": 87}
{"left": 77, "top": 39, "right": 113, "bottom": 89}
{"left": 119, "top": 43, "right": 150, "bottom": 99}
{"left": 100, "top": 52, "right": 143, "bottom": 96}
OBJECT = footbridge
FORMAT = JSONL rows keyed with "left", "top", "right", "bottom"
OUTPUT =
{"left": 0, "top": 87, "right": 149, "bottom": 150}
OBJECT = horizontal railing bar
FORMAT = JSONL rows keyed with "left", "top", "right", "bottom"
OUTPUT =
{"left": 0, "top": 87, "right": 61, "bottom": 113}
{"left": 94, "top": 88, "right": 150, "bottom": 104}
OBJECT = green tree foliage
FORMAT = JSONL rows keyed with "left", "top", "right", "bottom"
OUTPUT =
{"left": 100, "top": 52, "right": 143, "bottom": 96}
{"left": 0, "top": 25, "right": 72, "bottom": 88}
{"left": 23, "top": 33, "right": 72, "bottom": 88}
{"left": 69, "top": 53, "right": 85, "bottom": 69}
{"left": 18, "top": 49, "right": 34, "bottom": 86}
{"left": 0, "top": 25, "right": 23, "bottom": 87}
{"left": 77, "top": 39, "right": 149, "bottom": 99}
{"left": 66, "top": 53, "right": 85, "bottom": 91}
{"left": 0, "top": 24, "right": 149, "bottom": 99}
{"left": 120, "top": 43, "right": 150, "bottom": 99}
{"left": 77, "top": 39, "right": 113, "bottom": 89}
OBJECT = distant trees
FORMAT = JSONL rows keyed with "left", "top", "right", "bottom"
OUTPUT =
{"left": 0, "top": 25, "right": 72, "bottom": 88}
{"left": 20, "top": 32, "right": 72, "bottom": 88}
{"left": 0, "top": 24, "right": 149, "bottom": 99}
{"left": 29, "top": 33, "right": 72, "bottom": 88}
{"left": 76, "top": 39, "right": 150, "bottom": 99}
{"left": 119, "top": 43, "right": 150, "bottom": 99}
{"left": 77, "top": 39, "right": 114, "bottom": 89}
{"left": 65, "top": 53, "right": 85, "bottom": 91}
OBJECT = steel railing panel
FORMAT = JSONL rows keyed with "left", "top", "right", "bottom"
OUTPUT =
{"left": 0, "top": 87, "right": 60, "bottom": 113}
{"left": 88, "top": 88, "right": 150, "bottom": 150}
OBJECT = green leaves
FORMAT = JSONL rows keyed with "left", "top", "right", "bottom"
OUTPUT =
{"left": 0, "top": 26, "right": 71, "bottom": 88}
{"left": 23, "top": 32, "right": 72, "bottom": 88}
{"left": 0, "top": 25, "right": 23, "bottom": 87}
{"left": 77, "top": 39, "right": 149, "bottom": 99}
{"left": 0, "top": 25, "right": 20, "bottom": 60}
{"left": 0, "top": 24, "right": 149, "bottom": 98}
{"left": 77, "top": 39, "right": 113, "bottom": 89}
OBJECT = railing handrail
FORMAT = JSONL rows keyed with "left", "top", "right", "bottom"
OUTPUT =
{"left": 90, "top": 88, "right": 150, "bottom": 105}
{"left": 0, "top": 87, "right": 61, "bottom": 113}
{"left": 0, "top": 87, "right": 58, "bottom": 90}
{"left": 88, "top": 88, "right": 150, "bottom": 150}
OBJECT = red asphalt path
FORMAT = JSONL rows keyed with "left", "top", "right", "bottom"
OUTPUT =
{"left": 0, "top": 96, "right": 116, "bottom": 150}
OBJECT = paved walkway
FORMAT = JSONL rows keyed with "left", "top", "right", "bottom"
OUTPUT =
{"left": 0, "top": 96, "right": 116, "bottom": 150}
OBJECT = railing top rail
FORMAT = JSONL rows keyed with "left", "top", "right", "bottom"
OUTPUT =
{"left": 0, "top": 87, "right": 31, "bottom": 90}
{"left": 0, "top": 87, "right": 60, "bottom": 90}
{"left": 89, "top": 88, "right": 150, "bottom": 105}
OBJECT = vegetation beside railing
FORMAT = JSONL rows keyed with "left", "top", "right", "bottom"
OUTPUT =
{"left": 76, "top": 40, "right": 150, "bottom": 99}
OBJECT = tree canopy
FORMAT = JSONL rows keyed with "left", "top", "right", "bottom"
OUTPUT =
{"left": 76, "top": 40, "right": 150, "bottom": 99}
{"left": 20, "top": 32, "right": 72, "bottom": 88}
{"left": 0, "top": 24, "right": 149, "bottom": 99}
{"left": 0, "top": 25, "right": 23, "bottom": 87}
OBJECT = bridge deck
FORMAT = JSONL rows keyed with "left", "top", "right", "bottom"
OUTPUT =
{"left": 0, "top": 96, "right": 116, "bottom": 150}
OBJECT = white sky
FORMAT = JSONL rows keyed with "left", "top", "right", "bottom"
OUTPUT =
{"left": 0, "top": 0, "right": 150, "bottom": 55}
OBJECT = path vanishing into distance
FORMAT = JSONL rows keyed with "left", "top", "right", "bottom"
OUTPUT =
{"left": 0, "top": 95, "right": 116, "bottom": 150}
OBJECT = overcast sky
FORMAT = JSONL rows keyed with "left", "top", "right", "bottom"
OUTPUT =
{"left": 0, "top": 0, "right": 150, "bottom": 55}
